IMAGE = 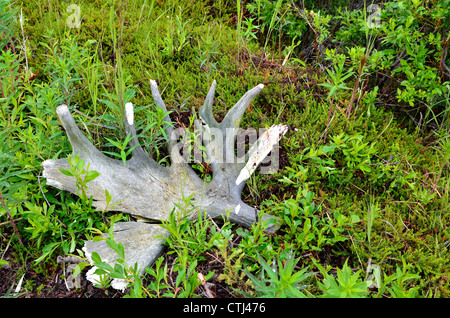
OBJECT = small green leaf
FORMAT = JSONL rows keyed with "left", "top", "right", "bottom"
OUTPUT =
{"left": 73, "top": 262, "right": 91, "bottom": 278}
{"left": 59, "top": 169, "right": 74, "bottom": 177}
{"left": 105, "top": 189, "right": 112, "bottom": 205}
{"left": 90, "top": 251, "right": 102, "bottom": 263}
{"left": 0, "top": 260, "right": 10, "bottom": 268}
{"left": 85, "top": 170, "right": 100, "bottom": 183}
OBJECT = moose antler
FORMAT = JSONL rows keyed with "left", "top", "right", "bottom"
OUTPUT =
{"left": 42, "top": 80, "right": 287, "bottom": 289}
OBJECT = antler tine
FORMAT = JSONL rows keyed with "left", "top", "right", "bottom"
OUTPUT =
{"left": 122, "top": 102, "right": 170, "bottom": 176}
{"left": 221, "top": 84, "right": 264, "bottom": 131}
{"left": 221, "top": 84, "right": 264, "bottom": 159}
{"left": 199, "top": 80, "right": 218, "bottom": 128}
{"left": 56, "top": 105, "right": 103, "bottom": 158}
{"left": 124, "top": 102, "right": 148, "bottom": 160}
{"left": 150, "top": 80, "right": 174, "bottom": 138}
{"left": 150, "top": 80, "right": 188, "bottom": 168}
{"left": 196, "top": 83, "right": 266, "bottom": 173}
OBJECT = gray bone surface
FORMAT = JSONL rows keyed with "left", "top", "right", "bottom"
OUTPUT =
{"left": 42, "top": 80, "right": 287, "bottom": 289}
{"left": 83, "top": 222, "right": 169, "bottom": 291}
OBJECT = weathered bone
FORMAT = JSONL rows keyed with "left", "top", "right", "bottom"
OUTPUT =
{"left": 42, "top": 80, "right": 287, "bottom": 289}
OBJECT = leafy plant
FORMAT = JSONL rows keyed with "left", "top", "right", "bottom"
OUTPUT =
{"left": 162, "top": 12, "right": 191, "bottom": 58}
{"left": 137, "top": 107, "right": 174, "bottom": 164}
{"left": 246, "top": 0, "right": 307, "bottom": 52}
{"left": 0, "top": 125, "right": 31, "bottom": 230}
{"left": 144, "top": 256, "right": 173, "bottom": 297}
{"left": 24, "top": 202, "right": 61, "bottom": 254}
{"left": 196, "top": 24, "right": 219, "bottom": 83}
{"left": 0, "top": 0, "right": 16, "bottom": 51}
{"left": 369, "top": 258, "right": 420, "bottom": 298}
{"left": 267, "top": 187, "right": 359, "bottom": 252}
{"left": 78, "top": 40, "right": 103, "bottom": 117}
{"left": 242, "top": 251, "right": 312, "bottom": 298}
{"left": 380, "top": 1, "right": 449, "bottom": 107}
{"left": 315, "top": 259, "right": 370, "bottom": 298}
{"left": 0, "top": 49, "right": 21, "bottom": 109}
{"left": 241, "top": 17, "right": 260, "bottom": 43}
{"left": 59, "top": 153, "right": 101, "bottom": 203}
{"left": 104, "top": 133, "right": 139, "bottom": 166}
{"left": 319, "top": 49, "right": 354, "bottom": 132}
{"left": 99, "top": 87, "right": 136, "bottom": 130}
{"left": 212, "top": 222, "right": 250, "bottom": 290}
{"left": 40, "top": 34, "right": 85, "bottom": 108}
{"left": 314, "top": 257, "right": 421, "bottom": 298}
{"left": 299, "top": 143, "right": 338, "bottom": 178}
{"left": 166, "top": 255, "right": 213, "bottom": 298}
{"left": 236, "top": 211, "right": 276, "bottom": 270}
{"left": 159, "top": 193, "right": 220, "bottom": 258}
{"left": 333, "top": 133, "right": 377, "bottom": 174}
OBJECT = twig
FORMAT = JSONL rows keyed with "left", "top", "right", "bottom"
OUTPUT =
{"left": 439, "top": 33, "right": 450, "bottom": 78}
{"left": 0, "top": 217, "right": 23, "bottom": 227}
{"left": 1, "top": 234, "right": 12, "bottom": 260}
{"left": 0, "top": 190, "right": 23, "bottom": 246}
{"left": 168, "top": 256, "right": 176, "bottom": 288}
{"left": 204, "top": 283, "right": 216, "bottom": 298}
{"left": 374, "top": 114, "right": 394, "bottom": 142}
{"left": 56, "top": 255, "right": 87, "bottom": 264}
{"left": 37, "top": 175, "right": 50, "bottom": 207}
{"left": 292, "top": 1, "right": 320, "bottom": 58}
{"left": 19, "top": 9, "right": 29, "bottom": 77}
{"left": 322, "top": 100, "right": 335, "bottom": 141}
{"left": 208, "top": 215, "right": 223, "bottom": 235}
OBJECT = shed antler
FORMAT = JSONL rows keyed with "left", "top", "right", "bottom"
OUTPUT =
{"left": 42, "top": 80, "right": 287, "bottom": 289}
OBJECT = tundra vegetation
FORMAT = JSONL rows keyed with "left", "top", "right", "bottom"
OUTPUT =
{"left": 0, "top": 0, "right": 449, "bottom": 298}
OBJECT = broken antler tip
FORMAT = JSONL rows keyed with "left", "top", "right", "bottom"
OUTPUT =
{"left": 279, "top": 124, "right": 289, "bottom": 136}
{"left": 150, "top": 79, "right": 157, "bottom": 87}
{"left": 125, "top": 102, "right": 134, "bottom": 125}
{"left": 258, "top": 84, "right": 264, "bottom": 90}
{"left": 56, "top": 105, "right": 69, "bottom": 116}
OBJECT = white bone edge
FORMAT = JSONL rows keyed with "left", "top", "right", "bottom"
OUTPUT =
{"left": 56, "top": 104, "right": 69, "bottom": 116}
{"left": 235, "top": 124, "right": 288, "bottom": 185}
{"left": 125, "top": 102, "right": 134, "bottom": 125}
